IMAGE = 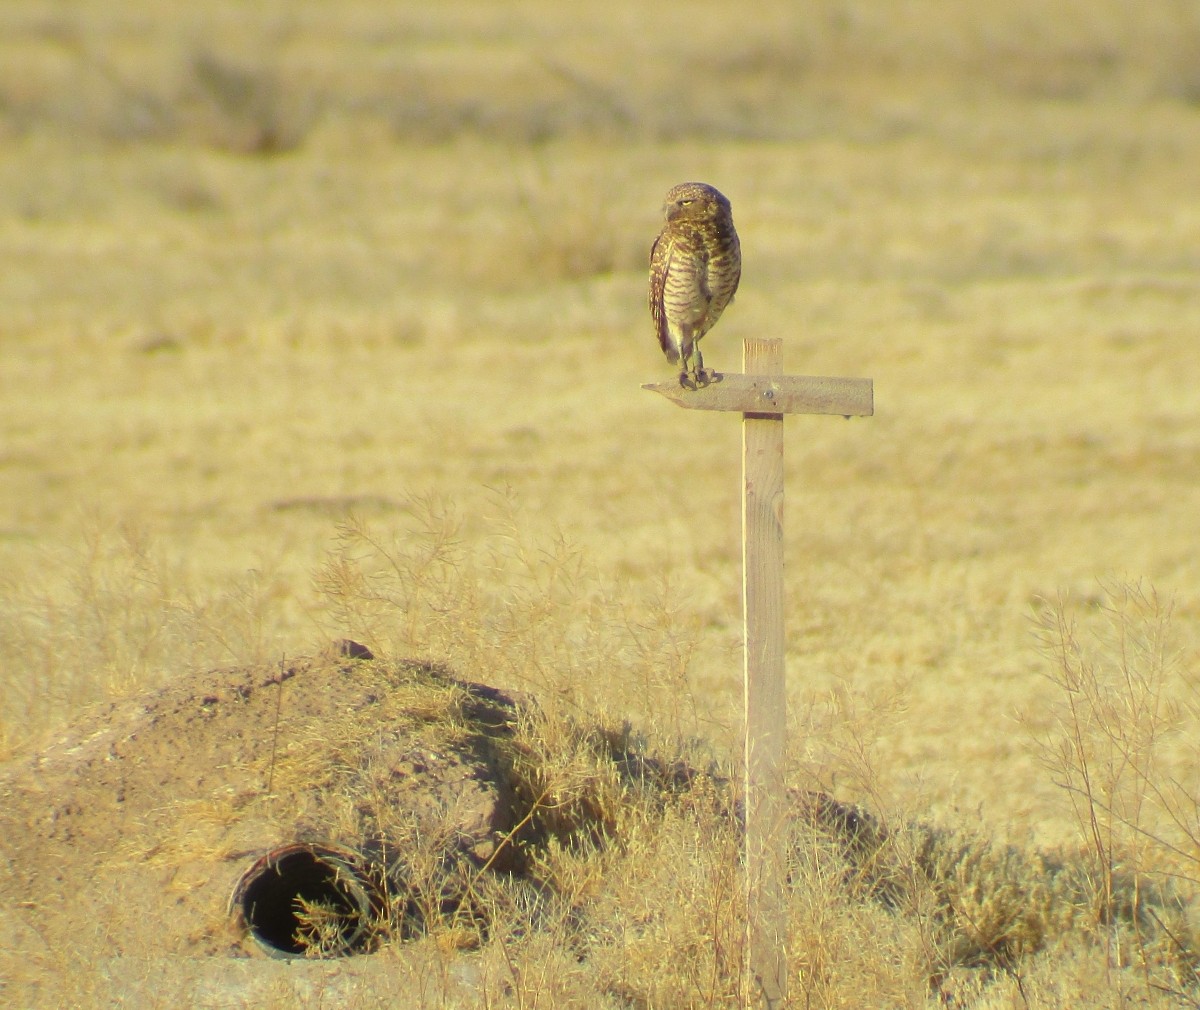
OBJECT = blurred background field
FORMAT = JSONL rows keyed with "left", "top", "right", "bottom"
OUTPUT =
{"left": 2, "top": 1, "right": 1200, "bottom": 1003}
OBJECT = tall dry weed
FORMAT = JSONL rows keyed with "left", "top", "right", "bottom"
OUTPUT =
{"left": 314, "top": 491, "right": 715, "bottom": 753}
{"left": 1032, "top": 580, "right": 1200, "bottom": 992}
{"left": 0, "top": 517, "right": 287, "bottom": 756}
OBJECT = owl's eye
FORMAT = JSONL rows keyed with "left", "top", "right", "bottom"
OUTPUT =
{"left": 680, "top": 199, "right": 693, "bottom": 206}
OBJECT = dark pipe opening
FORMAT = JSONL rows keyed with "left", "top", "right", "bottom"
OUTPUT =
{"left": 230, "top": 843, "right": 385, "bottom": 958}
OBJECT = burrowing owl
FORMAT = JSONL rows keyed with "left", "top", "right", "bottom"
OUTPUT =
{"left": 648, "top": 182, "right": 741, "bottom": 388}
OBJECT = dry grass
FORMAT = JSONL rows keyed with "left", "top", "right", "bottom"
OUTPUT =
{"left": 2, "top": 0, "right": 1200, "bottom": 1005}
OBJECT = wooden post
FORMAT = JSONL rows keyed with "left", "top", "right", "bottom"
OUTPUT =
{"left": 643, "top": 342, "right": 873, "bottom": 1009}
{"left": 741, "top": 337, "right": 788, "bottom": 1008}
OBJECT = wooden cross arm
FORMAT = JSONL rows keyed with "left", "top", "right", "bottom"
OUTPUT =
{"left": 641, "top": 373, "right": 873, "bottom": 417}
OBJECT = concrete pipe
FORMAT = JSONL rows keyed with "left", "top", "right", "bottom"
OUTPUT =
{"left": 229, "top": 842, "right": 388, "bottom": 958}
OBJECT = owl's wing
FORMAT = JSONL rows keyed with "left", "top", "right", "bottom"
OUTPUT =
{"left": 726, "top": 230, "right": 742, "bottom": 302}
{"left": 649, "top": 234, "right": 676, "bottom": 361}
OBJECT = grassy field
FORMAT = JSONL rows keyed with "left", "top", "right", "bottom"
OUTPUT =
{"left": 2, "top": 1, "right": 1200, "bottom": 1005}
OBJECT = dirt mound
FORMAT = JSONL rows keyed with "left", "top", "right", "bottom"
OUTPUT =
{"left": 0, "top": 647, "right": 543, "bottom": 961}
{"left": 6, "top": 647, "right": 1192, "bottom": 1008}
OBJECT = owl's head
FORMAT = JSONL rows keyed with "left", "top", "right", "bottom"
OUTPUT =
{"left": 662, "top": 182, "right": 733, "bottom": 224}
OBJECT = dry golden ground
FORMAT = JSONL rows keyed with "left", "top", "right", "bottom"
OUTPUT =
{"left": 2, "top": 1, "right": 1200, "bottom": 1005}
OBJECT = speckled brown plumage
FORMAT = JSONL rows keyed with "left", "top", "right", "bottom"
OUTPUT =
{"left": 648, "top": 182, "right": 741, "bottom": 387}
